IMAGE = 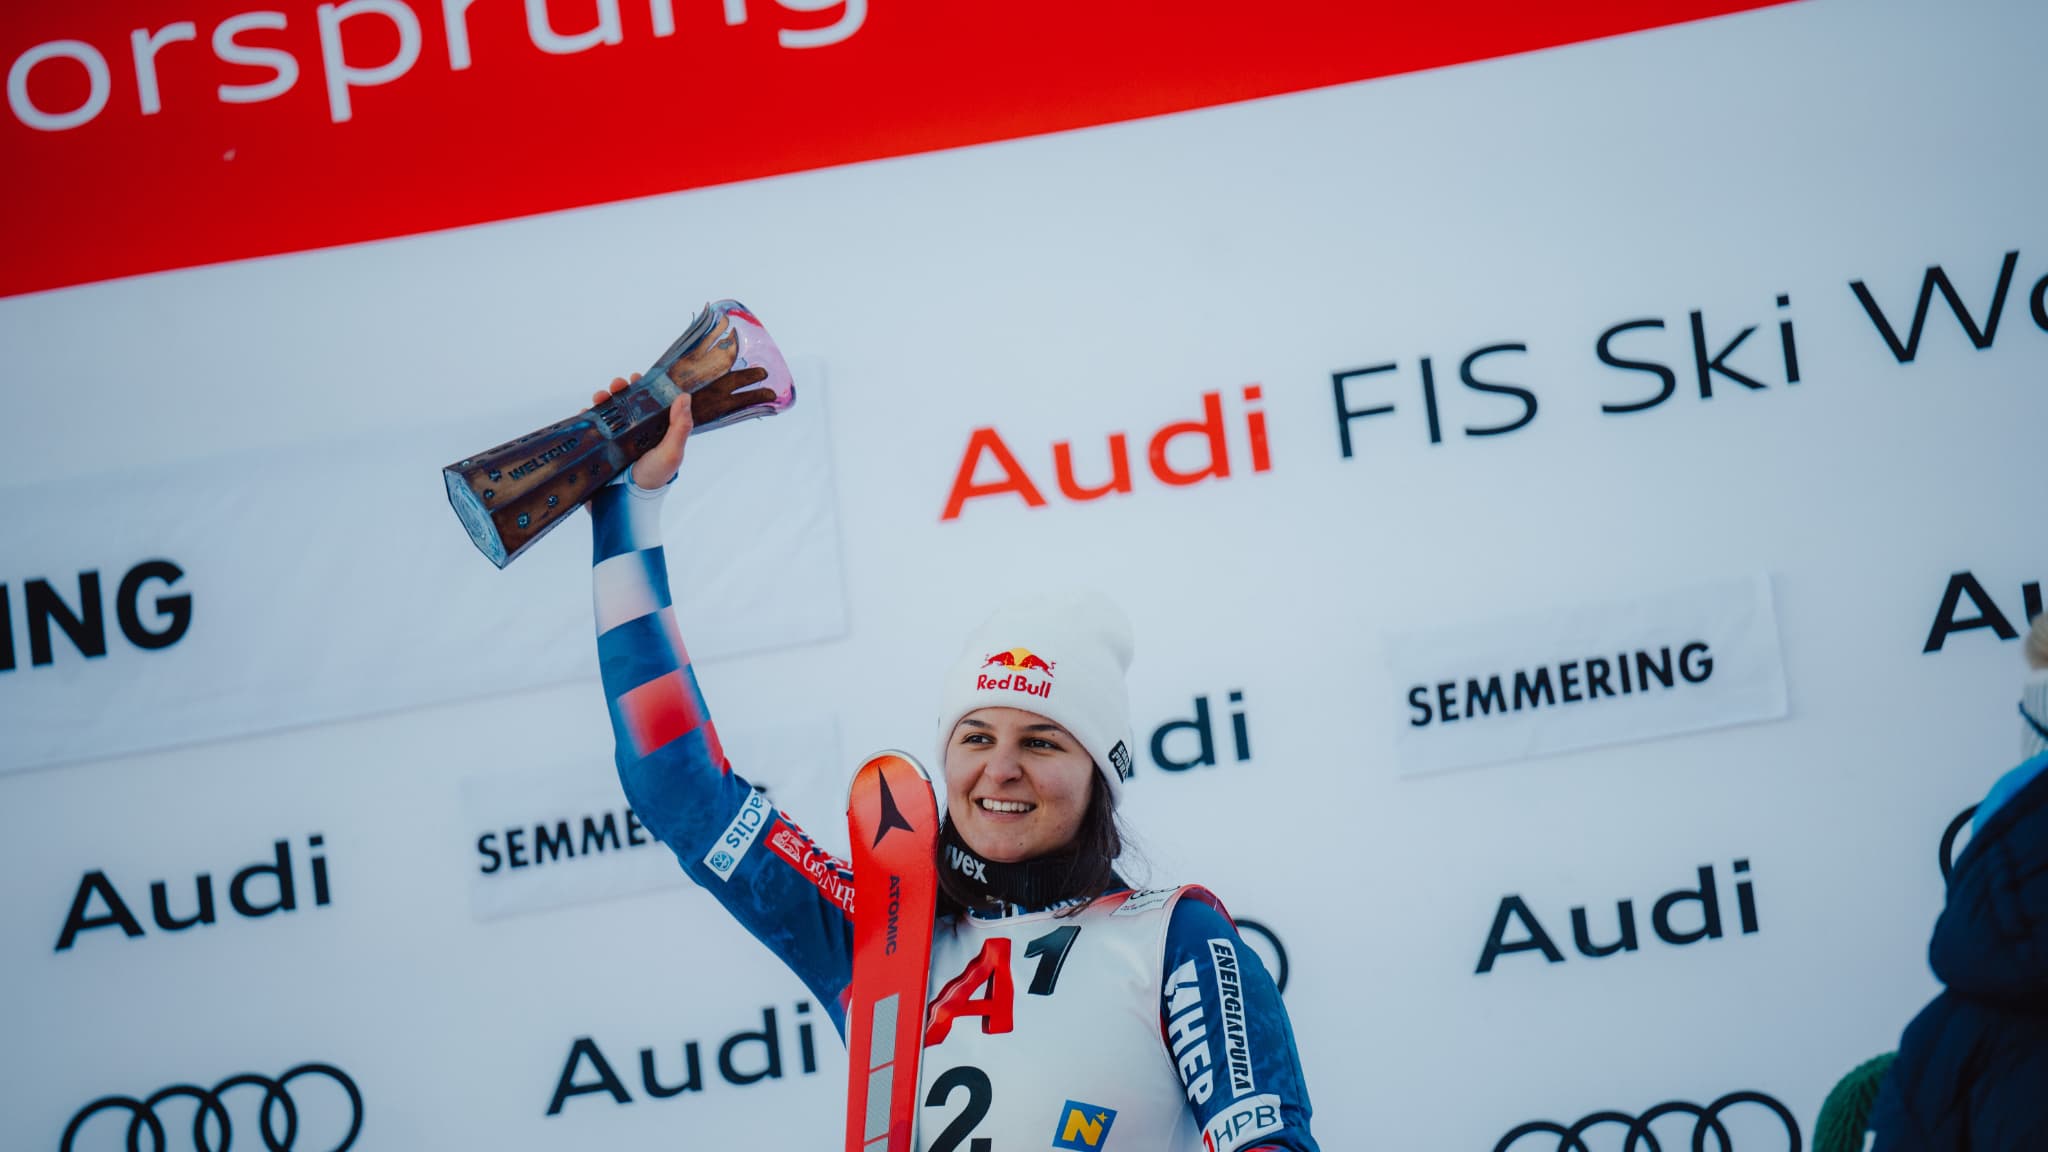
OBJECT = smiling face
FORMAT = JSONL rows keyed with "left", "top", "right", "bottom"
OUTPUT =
{"left": 943, "top": 706, "right": 1097, "bottom": 863}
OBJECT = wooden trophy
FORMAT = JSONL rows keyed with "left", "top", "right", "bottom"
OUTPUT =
{"left": 443, "top": 300, "right": 795, "bottom": 567}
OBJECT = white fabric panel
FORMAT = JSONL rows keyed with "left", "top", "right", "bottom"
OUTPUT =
{"left": 591, "top": 549, "right": 667, "bottom": 636}
{"left": 0, "top": 357, "right": 843, "bottom": 773}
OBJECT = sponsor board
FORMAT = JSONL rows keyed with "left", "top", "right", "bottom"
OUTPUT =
{"left": 55, "top": 834, "right": 331, "bottom": 953}
{"left": 462, "top": 719, "right": 836, "bottom": 920}
{"left": 1476, "top": 860, "right": 1761, "bottom": 974}
{"left": 547, "top": 1002, "right": 822, "bottom": 1116}
{"left": 62, "top": 1062, "right": 361, "bottom": 1152}
{"left": 1385, "top": 575, "right": 1789, "bottom": 776}
{"left": 4, "top": 3, "right": 1791, "bottom": 298}
{"left": 0, "top": 359, "right": 842, "bottom": 775}
{"left": 1922, "top": 570, "right": 2043, "bottom": 653}
{"left": 1493, "top": 1090, "right": 1799, "bottom": 1152}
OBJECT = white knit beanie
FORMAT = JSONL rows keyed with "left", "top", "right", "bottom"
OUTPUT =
{"left": 935, "top": 590, "right": 1138, "bottom": 801}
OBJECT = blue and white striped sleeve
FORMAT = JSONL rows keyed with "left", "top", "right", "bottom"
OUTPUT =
{"left": 590, "top": 477, "right": 857, "bottom": 1032}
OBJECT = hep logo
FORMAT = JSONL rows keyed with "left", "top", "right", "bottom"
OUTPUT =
{"left": 982, "top": 648, "right": 1056, "bottom": 676}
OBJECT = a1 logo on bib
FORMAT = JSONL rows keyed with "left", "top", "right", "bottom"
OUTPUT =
{"left": 1051, "top": 1100, "right": 1118, "bottom": 1150}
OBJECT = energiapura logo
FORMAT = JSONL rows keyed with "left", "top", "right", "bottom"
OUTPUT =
{"left": 1476, "top": 859, "right": 1758, "bottom": 974}
{"left": 1, "top": 561, "right": 191, "bottom": 672}
{"left": 56, "top": 835, "right": 330, "bottom": 952}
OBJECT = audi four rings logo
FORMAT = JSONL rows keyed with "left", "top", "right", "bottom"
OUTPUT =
{"left": 61, "top": 1063, "right": 362, "bottom": 1152}
{"left": 1940, "top": 804, "right": 1977, "bottom": 883}
{"left": 1494, "top": 1091, "right": 1801, "bottom": 1152}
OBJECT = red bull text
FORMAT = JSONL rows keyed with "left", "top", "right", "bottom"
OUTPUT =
{"left": 975, "top": 671, "right": 1053, "bottom": 698}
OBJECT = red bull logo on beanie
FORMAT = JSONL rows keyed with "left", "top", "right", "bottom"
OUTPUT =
{"left": 976, "top": 647, "right": 1056, "bottom": 698}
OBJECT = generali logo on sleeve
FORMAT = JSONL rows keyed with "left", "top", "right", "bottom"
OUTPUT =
{"left": 0, "top": 1, "right": 1796, "bottom": 297}
{"left": 1383, "top": 575, "right": 1789, "bottom": 777}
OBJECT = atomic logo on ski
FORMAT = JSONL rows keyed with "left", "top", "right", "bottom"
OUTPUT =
{"left": 871, "top": 772, "right": 917, "bottom": 847}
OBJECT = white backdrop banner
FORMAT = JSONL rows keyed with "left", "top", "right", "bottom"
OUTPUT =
{"left": 2, "top": 1, "right": 2044, "bottom": 1150}
{"left": 0, "top": 358, "right": 845, "bottom": 773}
{"left": 461, "top": 718, "right": 839, "bottom": 922}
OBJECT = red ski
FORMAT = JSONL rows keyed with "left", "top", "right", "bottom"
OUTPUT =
{"left": 845, "top": 750, "right": 939, "bottom": 1152}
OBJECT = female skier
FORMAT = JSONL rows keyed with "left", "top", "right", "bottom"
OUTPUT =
{"left": 586, "top": 378, "right": 1318, "bottom": 1152}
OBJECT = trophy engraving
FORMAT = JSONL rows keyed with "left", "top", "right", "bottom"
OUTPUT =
{"left": 443, "top": 299, "right": 795, "bottom": 567}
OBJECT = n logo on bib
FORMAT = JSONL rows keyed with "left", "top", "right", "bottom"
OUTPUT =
{"left": 1051, "top": 1100, "right": 1118, "bottom": 1150}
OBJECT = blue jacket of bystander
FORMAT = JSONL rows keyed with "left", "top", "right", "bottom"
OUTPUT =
{"left": 1870, "top": 751, "right": 2048, "bottom": 1151}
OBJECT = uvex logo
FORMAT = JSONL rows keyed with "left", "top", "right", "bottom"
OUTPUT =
{"left": 1, "top": 560, "right": 191, "bottom": 672}
{"left": 941, "top": 386, "right": 1271, "bottom": 520}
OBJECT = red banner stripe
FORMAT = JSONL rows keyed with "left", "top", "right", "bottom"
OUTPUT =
{"left": 1, "top": 1, "right": 1796, "bottom": 298}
